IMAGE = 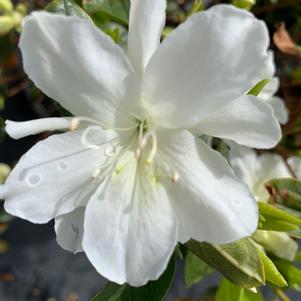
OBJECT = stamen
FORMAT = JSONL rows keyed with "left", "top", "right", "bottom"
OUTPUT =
{"left": 171, "top": 172, "right": 180, "bottom": 183}
{"left": 69, "top": 116, "right": 139, "bottom": 132}
{"left": 140, "top": 131, "right": 152, "bottom": 149}
{"left": 135, "top": 122, "right": 146, "bottom": 158}
{"left": 138, "top": 122, "right": 145, "bottom": 149}
{"left": 145, "top": 131, "right": 158, "bottom": 164}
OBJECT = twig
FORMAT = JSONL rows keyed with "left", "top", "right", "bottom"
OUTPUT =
{"left": 275, "top": 289, "right": 292, "bottom": 301}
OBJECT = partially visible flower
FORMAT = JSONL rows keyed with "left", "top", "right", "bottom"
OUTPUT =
{"left": 229, "top": 143, "right": 291, "bottom": 202}
{"left": 229, "top": 144, "right": 297, "bottom": 260}
{"left": 0, "top": 3, "right": 281, "bottom": 285}
{"left": 258, "top": 77, "right": 288, "bottom": 124}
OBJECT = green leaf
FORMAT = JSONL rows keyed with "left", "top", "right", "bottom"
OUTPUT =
{"left": 265, "top": 178, "right": 301, "bottom": 212}
{"left": 295, "top": 250, "right": 301, "bottom": 262}
{"left": 231, "top": 0, "right": 256, "bottom": 11}
{"left": 0, "top": 94, "right": 4, "bottom": 111}
{"left": 184, "top": 249, "right": 212, "bottom": 288}
{"left": 186, "top": 238, "right": 265, "bottom": 288}
{"left": 273, "top": 258, "right": 301, "bottom": 290}
{"left": 46, "top": 0, "right": 92, "bottom": 19}
{"left": 91, "top": 255, "right": 176, "bottom": 301}
{"left": 255, "top": 245, "right": 287, "bottom": 287}
{"left": 258, "top": 216, "right": 299, "bottom": 232}
{"left": 0, "top": 207, "right": 13, "bottom": 223}
{"left": 258, "top": 202, "right": 301, "bottom": 226}
{"left": 83, "top": 0, "right": 130, "bottom": 26}
{"left": 216, "top": 278, "right": 264, "bottom": 301}
{"left": 247, "top": 79, "right": 270, "bottom": 96}
{"left": 187, "top": 0, "right": 204, "bottom": 16}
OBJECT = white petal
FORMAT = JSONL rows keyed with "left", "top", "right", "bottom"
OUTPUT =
{"left": 3, "top": 129, "right": 117, "bottom": 223}
{"left": 265, "top": 96, "right": 288, "bottom": 125}
{"left": 195, "top": 95, "right": 281, "bottom": 149}
{"left": 228, "top": 142, "right": 258, "bottom": 189}
{"left": 6, "top": 118, "right": 71, "bottom": 139}
{"left": 128, "top": 0, "right": 166, "bottom": 75}
{"left": 20, "top": 12, "right": 140, "bottom": 128}
{"left": 254, "top": 152, "right": 291, "bottom": 201}
{"left": 253, "top": 230, "right": 298, "bottom": 261}
{"left": 288, "top": 156, "right": 301, "bottom": 179}
{"left": 143, "top": 4, "right": 273, "bottom": 129}
{"left": 82, "top": 151, "right": 178, "bottom": 286}
{"left": 156, "top": 130, "right": 258, "bottom": 244}
{"left": 55, "top": 206, "right": 85, "bottom": 254}
{"left": 229, "top": 144, "right": 291, "bottom": 201}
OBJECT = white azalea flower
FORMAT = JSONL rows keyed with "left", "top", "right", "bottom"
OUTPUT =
{"left": 229, "top": 144, "right": 291, "bottom": 202}
{"left": 229, "top": 144, "right": 297, "bottom": 260}
{"left": 0, "top": 3, "right": 281, "bottom": 285}
{"left": 258, "top": 77, "right": 288, "bottom": 124}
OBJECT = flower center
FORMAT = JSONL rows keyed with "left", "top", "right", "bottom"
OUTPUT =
{"left": 69, "top": 116, "right": 179, "bottom": 184}
{"left": 135, "top": 120, "right": 158, "bottom": 165}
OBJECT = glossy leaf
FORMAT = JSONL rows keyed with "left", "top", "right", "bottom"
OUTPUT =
{"left": 184, "top": 249, "right": 212, "bottom": 288}
{"left": 258, "top": 202, "right": 301, "bottom": 226}
{"left": 83, "top": 0, "right": 130, "bottom": 26}
{"left": 258, "top": 216, "right": 299, "bottom": 232}
{"left": 273, "top": 258, "right": 301, "bottom": 290}
{"left": 91, "top": 255, "right": 176, "bottom": 301}
{"left": 46, "top": 0, "right": 91, "bottom": 19}
{"left": 216, "top": 278, "right": 264, "bottom": 301}
{"left": 186, "top": 238, "right": 265, "bottom": 288}
{"left": 265, "top": 178, "right": 301, "bottom": 212}
{"left": 255, "top": 245, "right": 287, "bottom": 287}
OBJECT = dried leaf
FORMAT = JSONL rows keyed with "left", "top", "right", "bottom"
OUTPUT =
{"left": 273, "top": 23, "right": 301, "bottom": 57}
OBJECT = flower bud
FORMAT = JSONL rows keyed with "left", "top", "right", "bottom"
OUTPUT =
{"left": 0, "top": 0, "right": 13, "bottom": 14}
{"left": 0, "top": 15, "right": 15, "bottom": 34}
{"left": 15, "top": 3, "right": 27, "bottom": 16}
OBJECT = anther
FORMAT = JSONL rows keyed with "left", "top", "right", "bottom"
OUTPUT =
{"left": 69, "top": 118, "right": 80, "bottom": 131}
{"left": 171, "top": 172, "right": 179, "bottom": 183}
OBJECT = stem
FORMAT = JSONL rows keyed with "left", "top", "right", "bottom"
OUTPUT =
{"left": 275, "top": 289, "right": 292, "bottom": 301}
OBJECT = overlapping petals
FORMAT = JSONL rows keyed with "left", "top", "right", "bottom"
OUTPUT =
{"left": 156, "top": 130, "right": 258, "bottom": 244}
{"left": 1, "top": 1, "right": 285, "bottom": 286}
{"left": 143, "top": 5, "right": 274, "bottom": 130}
{"left": 20, "top": 12, "right": 141, "bottom": 128}
{"left": 3, "top": 129, "right": 118, "bottom": 223}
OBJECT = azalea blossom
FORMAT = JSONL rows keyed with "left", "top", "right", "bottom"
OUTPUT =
{"left": 229, "top": 144, "right": 298, "bottom": 260}
{"left": 258, "top": 76, "right": 288, "bottom": 124}
{"left": 0, "top": 2, "right": 281, "bottom": 285}
{"left": 229, "top": 143, "right": 291, "bottom": 202}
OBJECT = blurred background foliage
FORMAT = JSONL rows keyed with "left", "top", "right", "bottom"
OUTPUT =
{"left": 1, "top": 0, "right": 301, "bottom": 300}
